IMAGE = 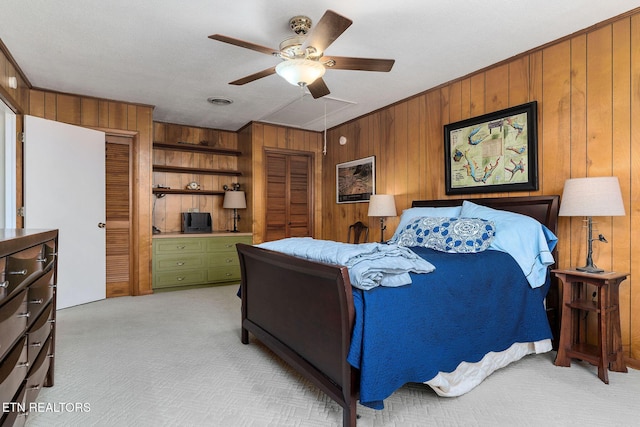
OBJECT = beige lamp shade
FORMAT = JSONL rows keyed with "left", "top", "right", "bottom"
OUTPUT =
{"left": 368, "top": 194, "right": 397, "bottom": 217}
{"left": 559, "top": 177, "right": 625, "bottom": 217}
{"left": 223, "top": 191, "right": 246, "bottom": 209}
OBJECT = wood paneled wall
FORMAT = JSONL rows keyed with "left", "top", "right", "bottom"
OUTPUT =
{"left": 238, "top": 122, "right": 323, "bottom": 244}
{"left": 152, "top": 122, "right": 239, "bottom": 233}
{"left": 28, "top": 89, "right": 154, "bottom": 296}
{"left": 323, "top": 11, "right": 640, "bottom": 360}
{"left": 0, "top": 39, "right": 29, "bottom": 113}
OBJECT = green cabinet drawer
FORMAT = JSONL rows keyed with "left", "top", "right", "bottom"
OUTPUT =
{"left": 208, "top": 252, "right": 240, "bottom": 268}
{"left": 154, "top": 238, "right": 206, "bottom": 254}
{"left": 206, "top": 236, "right": 252, "bottom": 253}
{"left": 154, "top": 253, "right": 206, "bottom": 271}
{"left": 153, "top": 269, "right": 208, "bottom": 288}
{"left": 208, "top": 265, "right": 241, "bottom": 283}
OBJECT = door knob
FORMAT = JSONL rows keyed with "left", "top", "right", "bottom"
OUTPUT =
{"left": 98, "top": 222, "right": 106, "bottom": 228}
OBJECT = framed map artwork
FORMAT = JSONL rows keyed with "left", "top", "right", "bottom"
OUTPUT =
{"left": 444, "top": 101, "right": 538, "bottom": 195}
{"left": 336, "top": 156, "right": 375, "bottom": 203}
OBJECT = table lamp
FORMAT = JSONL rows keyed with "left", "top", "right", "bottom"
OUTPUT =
{"left": 367, "top": 194, "right": 397, "bottom": 243}
{"left": 558, "top": 176, "right": 625, "bottom": 273}
{"left": 223, "top": 190, "right": 246, "bottom": 232}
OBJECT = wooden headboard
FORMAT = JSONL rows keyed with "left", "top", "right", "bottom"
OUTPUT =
{"left": 412, "top": 195, "right": 561, "bottom": 349}
{"left": 411, "top": 195, "right": 560, "bottom": 235}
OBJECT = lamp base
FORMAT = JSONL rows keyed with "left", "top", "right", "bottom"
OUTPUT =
{"left": 576, "top": 265, "right": 605, "bottom": 274}
{"left": 379, "top": 217, "right": 386, "bottom": 243}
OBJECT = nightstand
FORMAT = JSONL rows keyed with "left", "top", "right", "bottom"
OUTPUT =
{"left": 552, "top": 268, "right": 628, "bottom": 383}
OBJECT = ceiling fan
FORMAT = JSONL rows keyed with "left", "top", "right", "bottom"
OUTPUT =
{"left": 209, "top": 10, "right": 395, "bottom": 99}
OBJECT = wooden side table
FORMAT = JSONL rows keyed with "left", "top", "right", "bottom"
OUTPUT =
{"left": 552, "top": 269, "right": 628, "bottom": 384}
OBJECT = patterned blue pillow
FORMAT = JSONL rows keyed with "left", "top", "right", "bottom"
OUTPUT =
{"left": 396, "top": 217, "right": 495, "bottom": 253}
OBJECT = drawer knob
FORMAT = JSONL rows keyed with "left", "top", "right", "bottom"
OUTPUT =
{"left": 176, "top": 261, "right": 185, "bottom": 266}
{"left": 29, "top": 298, "right": 44, "bottom": 304}
{"left": 0, "top": 281, "right": 8, "bottom": 288}
{"left": 18, "top": 361, "right": 30, "bottom": 368}
{"left": 9, "top": 269, "right": 27, "bottom": 275}
{"left": 176, "top": 277, "right": 185, "bottom": 281}
{"left": 30, "top": 342, "right": 42, "bottom": 348}
{"left": 226, "top": 259, "right": 233, "bottom": 263}
{"left": 17, "top": 312, "right": 30, "bottom": 318}
{"left": 37, "top": 257, "right": 47, "bottom": 263}
{"left": 225, "top": 273, "right": 232, "bottom": 276}
{"left": 29, "top": 384, "right": 41, "bottom": 391}
{"left": 177, "top": 245, "right": 186, "bottom": 250}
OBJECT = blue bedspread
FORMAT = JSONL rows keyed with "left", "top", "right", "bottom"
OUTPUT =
{"left": 347, "top": 246, "right": 552, "bottom": 409}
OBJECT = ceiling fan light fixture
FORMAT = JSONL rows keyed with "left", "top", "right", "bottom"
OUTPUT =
{"left": 275, "top": 59, "right": 325, "bottom": 87}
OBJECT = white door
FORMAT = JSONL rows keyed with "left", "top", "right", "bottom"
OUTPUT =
{"left": 24, "top": 115, "right": 106, "bottom": 309}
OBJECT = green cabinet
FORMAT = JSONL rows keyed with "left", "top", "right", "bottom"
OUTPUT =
{"left": 152, "top": 233, "right": 252, "bottom": 291}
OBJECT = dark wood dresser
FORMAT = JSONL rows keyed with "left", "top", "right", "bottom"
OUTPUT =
{"left": 0, "top": 229, "right": 58, "bottom": 427}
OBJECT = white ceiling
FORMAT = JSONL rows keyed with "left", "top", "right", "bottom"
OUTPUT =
{"left": 1, "top": 1, "right": 638, "bottom": 132}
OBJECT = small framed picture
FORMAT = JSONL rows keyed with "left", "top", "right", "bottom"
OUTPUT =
{"left": 336, "top": 156, "right": 375, "bottom": 203}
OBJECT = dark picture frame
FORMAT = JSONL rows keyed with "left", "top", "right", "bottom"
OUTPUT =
{"left": 336, "top": 156, "right": 375, "bottom": 203}
{"left": 444, "top": 101, "right": 538, "bottom": 195}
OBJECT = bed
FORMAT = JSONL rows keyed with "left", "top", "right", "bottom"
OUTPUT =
{"left": 236, "top": 195, "right": 560, "bottom": 426}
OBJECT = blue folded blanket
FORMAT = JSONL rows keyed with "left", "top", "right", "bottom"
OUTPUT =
{"left": 257, "top": 238, "right": 435, "bottom": 290}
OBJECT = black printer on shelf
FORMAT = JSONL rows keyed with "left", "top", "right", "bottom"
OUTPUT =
{"left": 181, "top": 212, "right": 212, "bottom": 233}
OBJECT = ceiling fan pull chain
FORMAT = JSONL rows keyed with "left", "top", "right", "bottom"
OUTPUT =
{"left": 323, "top": 101, "right": 327, "bottom": 156}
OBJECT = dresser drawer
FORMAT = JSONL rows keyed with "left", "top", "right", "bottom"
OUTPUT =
{"left": 0, "top": 290, "right": 28, "bottom": 360}
{"left": 207, "top": 236, "right": 252, "bottom": 253}
{"left": 206, "top": 237, "right": 239, "bottom": 253}
{"left": 5, "top": 244, "right": 45, "bottom": 288}
{"left": 0, "top": 336, "right": 28, "bottom": 407}
{"left": 154, "top": 239, "right": 206, "bottom": 254}
{"left": 0, "top": 382, "right": 27, "bottom": 427}
{"left": 153, "top": 269, "right": 208, "bottom": 288}
{"left": 0, "top": 257, "right": 7, "bottom": 303}
{"left": 42, "top": 239, "right": 57, "bottom": 271}
{"left": 27, "top": 303, "right": 54, "bottom": 368}
{"left": 208, "top": 252, "right": 240, "bottom": 268}
{"left": 208, "top": 265, "right": 241, "bottom": 283}
{"left": 26, "top": 268, "right": 55, "bottom": 326}
{"left": 25, "top": 335, "right": 52, "bottom": 407}
{"left": 154, "top": 253, "right": 206, "bottom": 272}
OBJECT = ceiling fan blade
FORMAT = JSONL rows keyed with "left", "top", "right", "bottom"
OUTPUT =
{"left": 229, "top": 66, "right": 277, "bottom": 85}
{"left": 307, "top": 78, "right": 331, "bottom": 99}
{"left": 209, "top": 34, "right": 278, "bottom": 56}
{"left": 323, "top": 56, "right": 395, "bottom": 72}
{"left": 301, "top": 10, "right": 352, "bottom": 55}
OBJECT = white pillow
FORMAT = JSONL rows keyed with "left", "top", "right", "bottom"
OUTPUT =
{"left": 388, "top": 206, "right": 462, "bottom": 244}
{"left": 459, "top": 201, "right": 557, "bottom": 288}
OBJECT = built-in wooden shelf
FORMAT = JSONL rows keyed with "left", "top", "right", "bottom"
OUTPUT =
{"left": 153, "top": 188, "right": 225, "bottom": 196}
{"left": 152, "top": 164, "right": 242, "bottom": 176}
{"left": 152, "top": 141, "right": 241, "bottom": 198}
{"left": 153, "top": 142, "right": 241, "bottom": 156}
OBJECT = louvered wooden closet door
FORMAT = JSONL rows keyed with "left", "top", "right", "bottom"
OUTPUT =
{"left": 105, "top": 136, "right": 132, "bottom": 297}
{"left": 264, "top": 151, "right": 312, "bottom": 242}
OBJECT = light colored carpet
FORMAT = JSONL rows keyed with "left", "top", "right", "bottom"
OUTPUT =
{"left": 25, "top": 285, "right": 640, "bottom": 427}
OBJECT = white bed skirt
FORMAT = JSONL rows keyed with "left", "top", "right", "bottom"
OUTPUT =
{"left": 425, "top": 339, "right": 552, "bottom": 397}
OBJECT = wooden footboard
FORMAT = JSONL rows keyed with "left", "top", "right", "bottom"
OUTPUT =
{"left": 236, "top": 243, "right": 359, "bottom": 427}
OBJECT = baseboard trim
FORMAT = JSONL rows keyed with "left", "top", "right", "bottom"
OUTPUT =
{"left": 625, "top": 356, "right": 640, "bottom": 370}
